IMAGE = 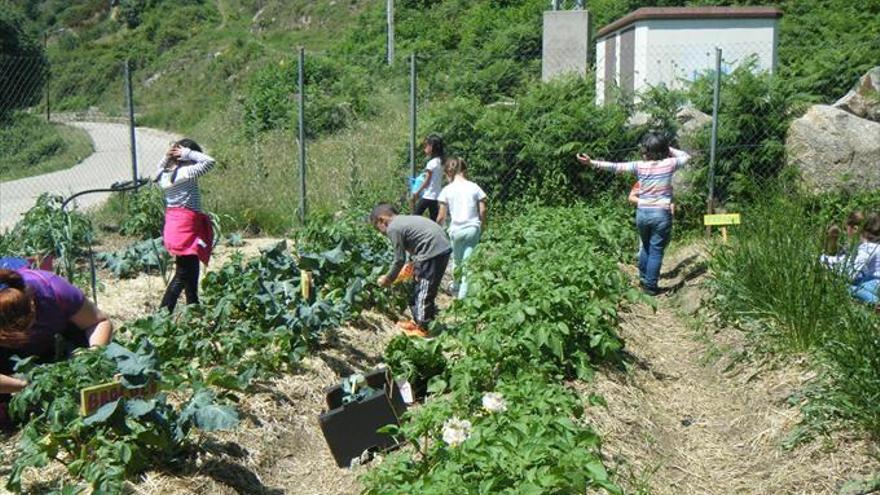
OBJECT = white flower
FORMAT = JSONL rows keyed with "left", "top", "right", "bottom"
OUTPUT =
{"left": 482, "top": 392, "right": 507, "bottom": 413}
{"left": 441, "top": 417, "right": 472, "bottom": 447}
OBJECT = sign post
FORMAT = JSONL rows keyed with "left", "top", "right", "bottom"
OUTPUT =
{"left": 703, "top": 213, "right": 741, "bottom": 242}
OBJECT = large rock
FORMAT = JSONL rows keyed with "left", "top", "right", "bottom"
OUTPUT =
{"left": 673, "top": 106, "right": 710, "bottom": 195}
{"left": 676, "top": 105, "right": 711, "bottom": 144}
{"left": 786, "top": 104, "right": 880, "bottom": 193}
{"left": 833, "top": 67, "right": 880, "bottom": 123}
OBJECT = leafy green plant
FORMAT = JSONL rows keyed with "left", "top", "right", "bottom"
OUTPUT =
{"left": 364, "top": 204, "right": 636, "bottom": 494}
{"left": 7, "top": 343, "right": 238, "bottom": 494}
{"left": 121, "top": 239, "right": 376, "bottom": 387}
{"left": 118, "top": 187, "right": 165, "bottom": 239}
{"left": 95, "top": 237, "right": 169, "bottom": 279}
{"left": 384, "top": 336, "right": 447, "bottom": 398}
{"left": 364, "top": 373, "right": 621, "bottom": 495}
{"left": 0, "top": 194, "right": 95, "bottom": 283}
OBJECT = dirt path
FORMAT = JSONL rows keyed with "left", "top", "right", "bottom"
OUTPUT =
{"left": 587, "top": 246, "right": 880, "bottom": 495}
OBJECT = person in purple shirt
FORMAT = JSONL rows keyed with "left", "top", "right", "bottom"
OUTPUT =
{"left": 0, "top": 268, "right": 114, "bottom": 427}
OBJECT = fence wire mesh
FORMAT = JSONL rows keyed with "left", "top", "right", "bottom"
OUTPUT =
{"left": 0, "top": 57, "right": 159, "bottom": 230}
{"left": 1, "top": 34, "right": 874, "bottom": 239}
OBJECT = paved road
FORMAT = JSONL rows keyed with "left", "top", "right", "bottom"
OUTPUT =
{"left": 0, "top": 121, "right": 179, "bottom": 229}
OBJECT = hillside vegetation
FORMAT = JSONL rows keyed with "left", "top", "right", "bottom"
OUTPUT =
{"left": 6, "top": 0, "right": 880, "bottom": 230}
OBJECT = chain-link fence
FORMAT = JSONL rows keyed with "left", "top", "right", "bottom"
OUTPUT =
{"left": 0, "top": 57, "right": 162, "bottom": 230}
{"left": 2, "top": 22, "right": 874, "bottom": 287}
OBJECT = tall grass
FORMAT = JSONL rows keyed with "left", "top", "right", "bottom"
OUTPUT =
{"left": 709, "top": 193, "right": 880, "bottom": 436}
{"left": 200, "top": 89, "right": 409, "bottom": 233}
{"left": 711, "top": 195, "right": 856, "bottom": 351}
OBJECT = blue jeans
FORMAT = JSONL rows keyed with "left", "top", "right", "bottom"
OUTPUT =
{"left": 851, "top": 278, "right": 880, "bottom": 305}
{"left": 450, "top": 226, "right": 481, "bottom": 299}
{"left": 636, "top": 208, "right": 673, "bottom": 291}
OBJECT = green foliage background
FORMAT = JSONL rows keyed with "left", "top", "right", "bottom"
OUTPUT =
{"left": 3, "top": 0, "right": 877, "bottom": 230}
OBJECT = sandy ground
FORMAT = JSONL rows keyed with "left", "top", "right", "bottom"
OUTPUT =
{"left": 585, "top": 244, "right": 880, "bottom": 495}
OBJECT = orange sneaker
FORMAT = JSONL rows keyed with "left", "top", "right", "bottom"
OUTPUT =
{"left": 397, "top": 320, "right": 429, "bottom": 338}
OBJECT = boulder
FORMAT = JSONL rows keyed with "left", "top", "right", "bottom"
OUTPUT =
{"left": 625, "top": 106, "right": 710, "bottom": 145}
{"left": 833, "top": 67, "right": 880, "bottom": 123}
{"left": 673, "top": 106, "right": 710, "bottom": 195}
{"left": 786, "top": 105, "right": 880, "bottom": 193}
{"left": 677, "top": 106, "right": 711, "bottom": 139}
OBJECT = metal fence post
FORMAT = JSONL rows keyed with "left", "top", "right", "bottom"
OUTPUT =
{"left": 298, "top": 47, "right": 307, "bottom": 225}
{"left": 409, "top": 53, "right": 417, "bottom": 180}
{"left": 124, "top": 60, "right": 138, "bottom": 182}
{"left": 707, "top": 47, "right": 722, "bottom": 219}
{"left": 387, "top": 0, "right": 395, "bottom": 65}
{"left": 44, "top": 34, "right": 50, "bottom": 123}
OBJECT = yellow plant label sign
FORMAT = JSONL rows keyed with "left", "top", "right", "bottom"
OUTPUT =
{"left": 80, "top": 380, "right": 160, "bottom": 416}
{"left": 703, "top": 213, "right": 741, "bottom": 226}
{"left": 301, "top": 270, "right": 313, "bottom": 300}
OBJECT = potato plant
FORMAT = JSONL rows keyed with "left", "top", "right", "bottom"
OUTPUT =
{"left": 364, "top": 204, "right": 638, "bottom": 494}
{"left": 7, "top": 343, "right": 238, "bottom": 494}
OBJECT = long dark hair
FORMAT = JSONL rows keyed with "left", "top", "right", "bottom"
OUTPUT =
{"left": 424, "top": 134, "right": 445, "bottom": 159}
{"left": 0, "top": 269, "right": 35, "bottom": 347}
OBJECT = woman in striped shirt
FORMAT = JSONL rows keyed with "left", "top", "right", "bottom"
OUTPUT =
{"left": 577, "top": 132, "right": 690, "bottom": 295}
{"left": 154, "top": 138, "right": 215, "bottom": 311}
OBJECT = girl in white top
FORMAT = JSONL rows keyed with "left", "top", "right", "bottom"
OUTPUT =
{"left": 437, "top": 158, "right": 487, "bottom": 299}
{"left": 821, "top": 213, "right": 880, "bottom": 304}
{"left": 412, "top": 134, "right": 445, "bottom": 222}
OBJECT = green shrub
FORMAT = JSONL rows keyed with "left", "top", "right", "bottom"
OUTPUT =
{"left": 423, "top": 75, "right": 636, "bottom": 205}
{"left": 681, "top": 60, "right": 803, "bottom": 210}
{"left": 338, "top": 0, "right": 545, "bottom": 102}
{"left": 0, "top": 4, "right": 47, "bottom": 118}
{"left": 118, "top": 186, "right": 166, "bottom": 239}
{"left": 243, "top": 55, "right": 374, "bottom": 138}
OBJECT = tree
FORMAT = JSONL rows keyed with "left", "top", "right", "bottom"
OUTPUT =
{"left": 0, "top": 4, "right": 48, "bottom": 119}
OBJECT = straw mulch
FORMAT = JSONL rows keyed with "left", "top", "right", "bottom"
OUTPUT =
{"left": 0, "top": 237, "right": 398, "bottom": 495}
{"left": 583, "top": 245, "right": 880, "bottom": 495}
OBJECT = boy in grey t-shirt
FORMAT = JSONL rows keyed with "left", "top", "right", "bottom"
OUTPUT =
{"left": 371, "top": 203, "right": 451, "bottom": 337}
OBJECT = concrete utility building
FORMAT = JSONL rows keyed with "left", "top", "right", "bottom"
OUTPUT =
{"left": 595, "top": 6, "right": 782, "bottom": 104}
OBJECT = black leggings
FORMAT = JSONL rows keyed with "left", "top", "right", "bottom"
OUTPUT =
{"left": 160, "top": 255, "right": 200, "bottom": 312}
{"left": 414, "top": 198, "right": 439, "bottom": 222}
{"left": 410, "top": 252, "right": 450, "bottom": 328}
